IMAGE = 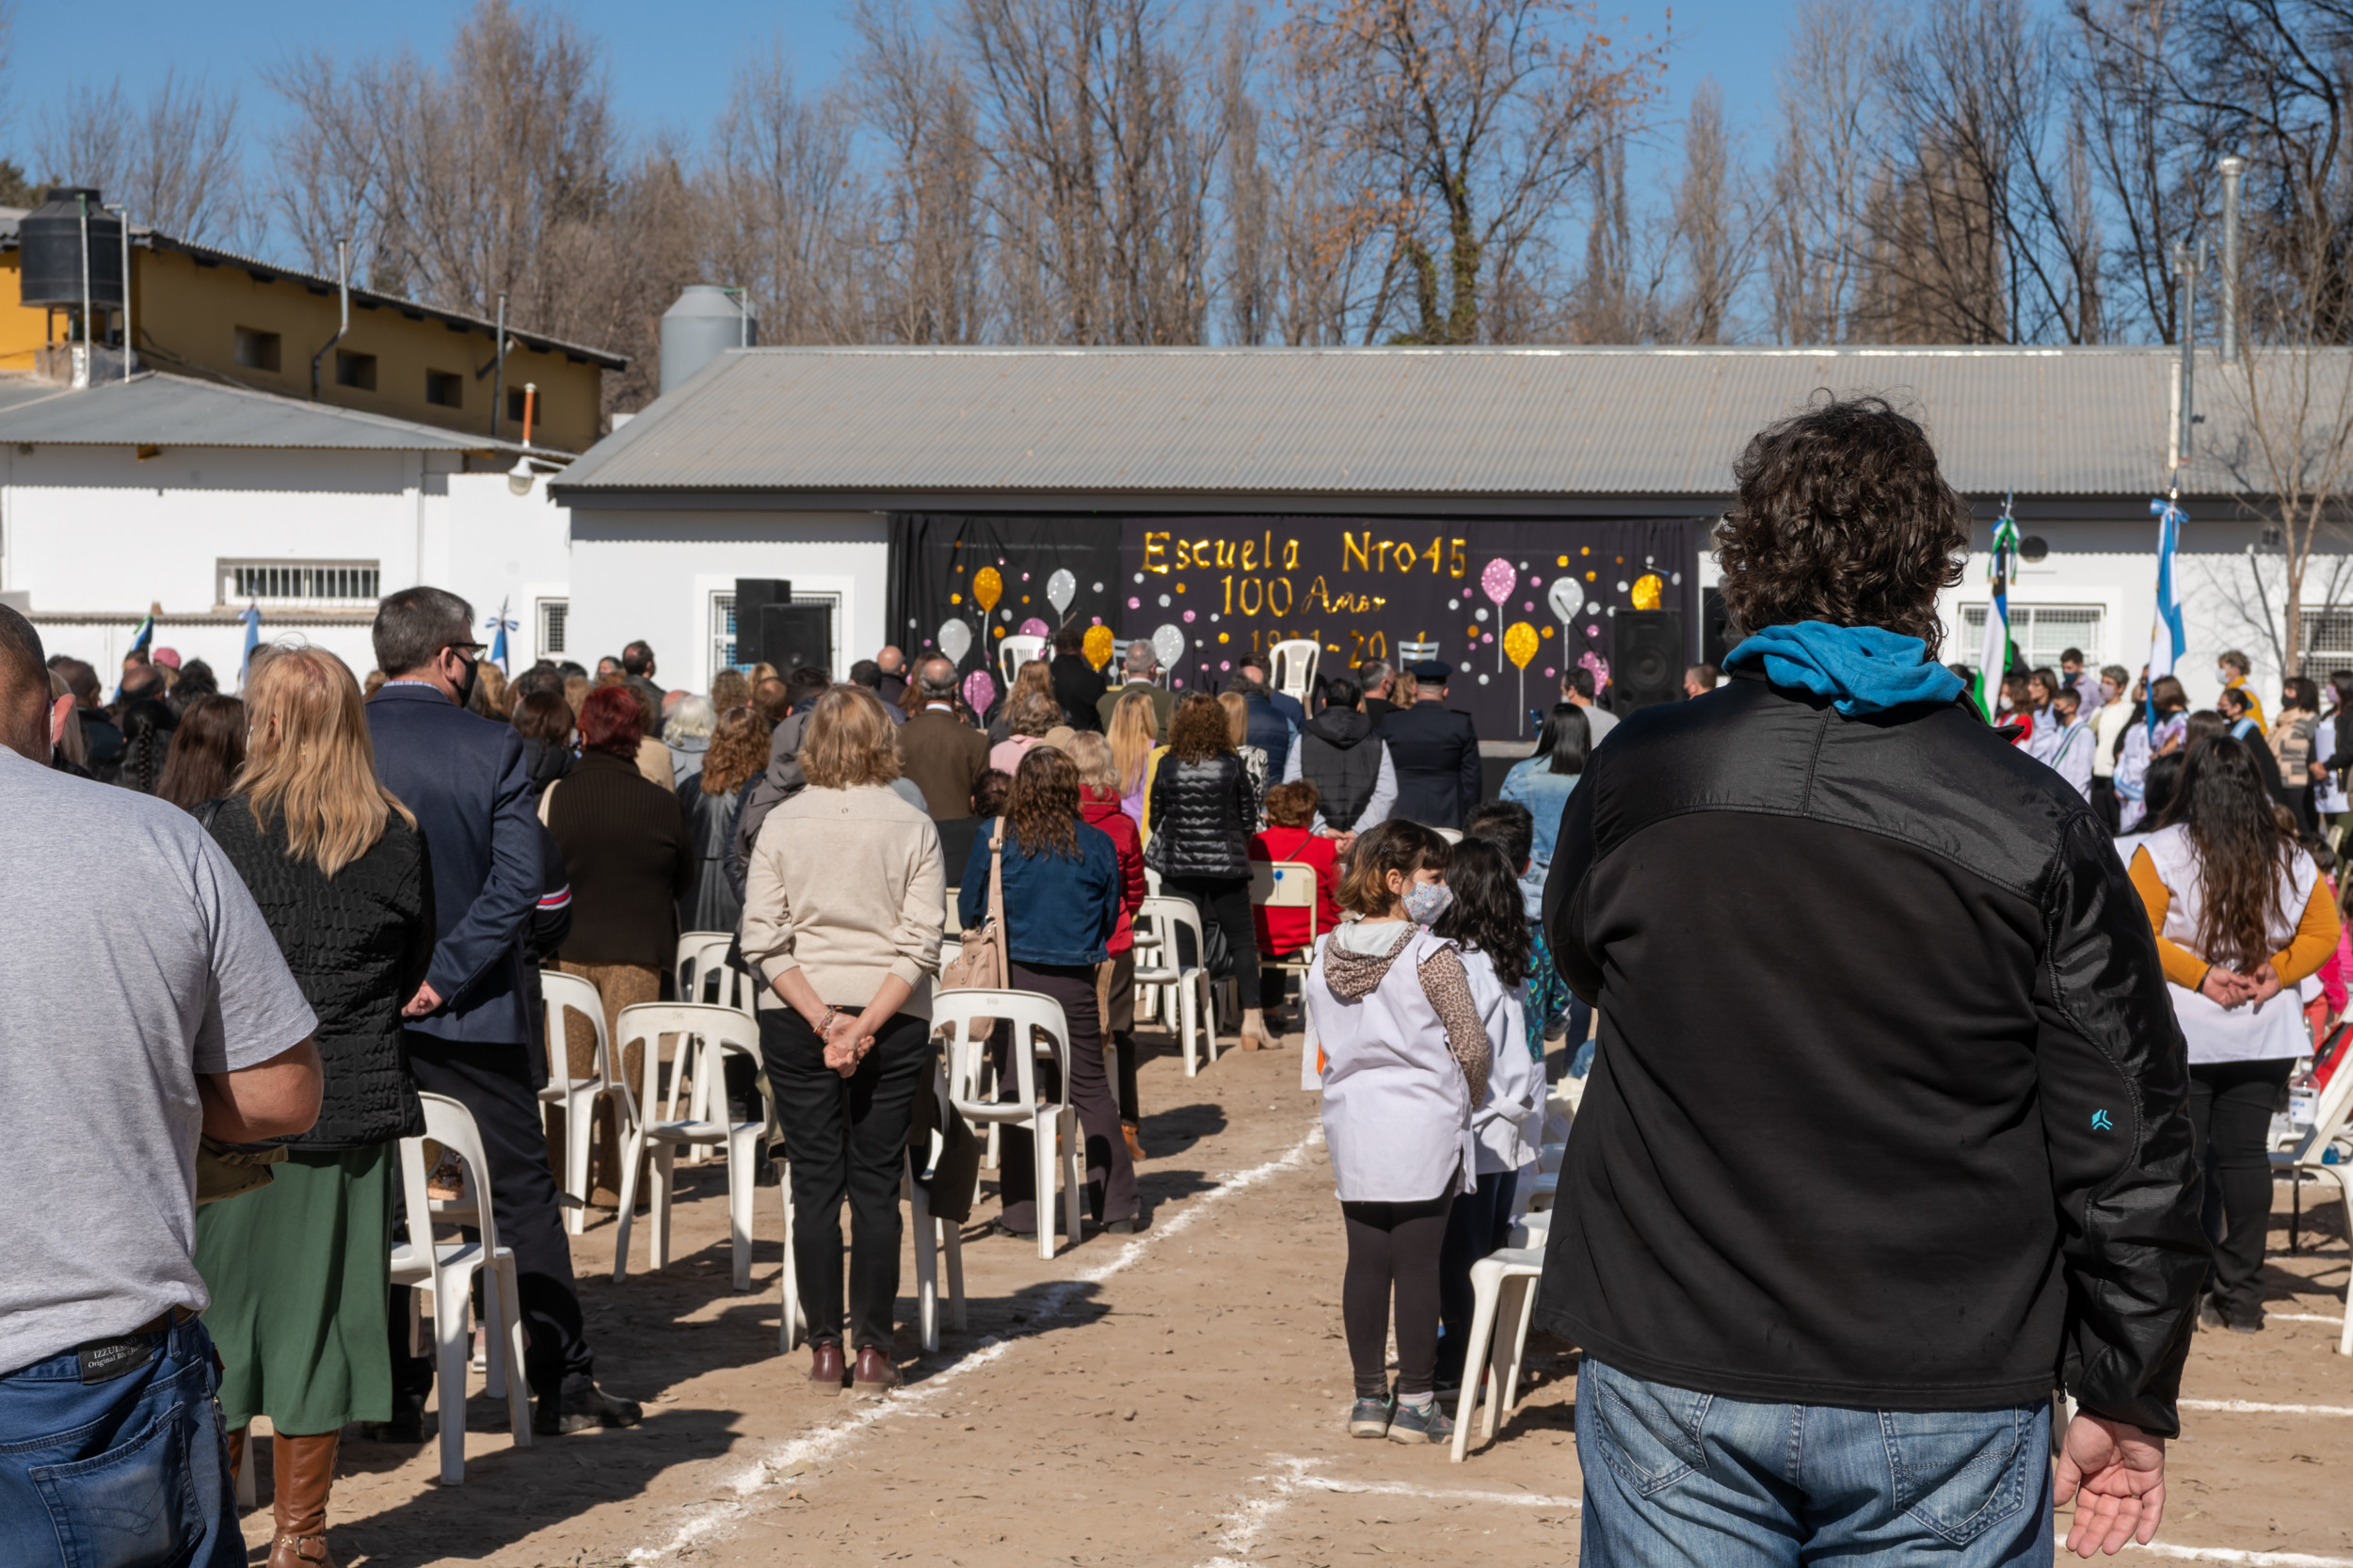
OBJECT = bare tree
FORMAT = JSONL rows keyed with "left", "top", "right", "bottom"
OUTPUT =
{"left": 705, "top": 47, "right": 866, "bottom": 345}
{"left": 2067, "top": 0, "right": 2197, "bottom": 342}
{"left": 1277, "top": 0, "right": 1663, "bottom": 345}
{"left": 34, "top": 70, "right": 250, "bottom": 246}
{"left": 1665, "top": 78, "right": 1750, "bottom": 343}
{"left": 1764, "top": 0, "right": 1883, "bottom": 342}
{"left": 855, "top": 0, "right": 993, "bottom": 344}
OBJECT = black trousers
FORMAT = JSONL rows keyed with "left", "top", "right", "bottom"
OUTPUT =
{"left": 2090, "top": 776, "right": 2122, "bottom": 834}
{"left": 2187, "top": 1056, "right": 2297, "bottom": 1315}
{"left": 994, "top": 961, "right": 1137, "bottom": 1231}
{"left": 402, "top": 1034, "right": 593, "bottom": 1400}
{"left": 1165, "top": 874, "right": 1260, "bottom": 1009}
{"left": 1434, "top": 1168, "right": 1521, "bottom": 1384}
{"left": 760, "top": 1007, "right": 931, "bottom": 1351}
{"left": 1340, "top": 1192, "right": 1452, "bottom": 1400}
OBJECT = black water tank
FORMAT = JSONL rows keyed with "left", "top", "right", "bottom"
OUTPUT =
{"left": 20, "top": 187, "right": 124, "bottom": 311}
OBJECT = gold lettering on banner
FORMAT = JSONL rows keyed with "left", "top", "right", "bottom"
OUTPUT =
{"left": 1283, "top": 537, "right": 1301, "bottom": 570}
{"left": 1144, "top": 532, "right": 1170, "bottom": 574}
{"left": 1241, "top": 538, "right": 1258, "bottom": 571}
{"left": 1268, "top": 577, "right": 1294, "bottom": 616}
{"left": 1192, "top": 538, "right": 1213, "bottom": 569}
{"left": 1212, "top": 539, "right": 1236, "bottom": 569}
{"left": 1343, "top": 532, "right": 1371, "bottom": 573}
{"left": 1238, "top": 577, "right": 1265, "bottom": 616}
{"left": 1420, "top": 536, "right": 1445, "bottom": 574}
{"left": 1449, "top": 538, "right": 1467, "bottom": 577}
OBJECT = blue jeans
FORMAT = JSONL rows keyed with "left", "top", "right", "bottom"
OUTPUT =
{"left": 0, "top": 1316, "right": 241, "bottom": 1568}
{"left": 1578, "top": 1356, "right": 2052, "bottom": 1567}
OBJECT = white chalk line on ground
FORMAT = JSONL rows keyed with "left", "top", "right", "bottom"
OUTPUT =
{"left": 1197, "top": 1462, "right": 2353, "bottom": 1568}
{"left": 625, "top": 1121, "right": 1326, "bottom": 1563}
{"left": 2180, "top": 1399, "right": 2353, "bottom": 1417}
{"left": 2264, "top": 1313, "right": 2344, "bottom": 1325}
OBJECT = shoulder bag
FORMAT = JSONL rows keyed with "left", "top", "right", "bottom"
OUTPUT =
{"left": 941, "top": 831, "right": 1009, "bottom": 996}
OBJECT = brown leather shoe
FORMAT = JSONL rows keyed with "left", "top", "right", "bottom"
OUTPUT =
{"left": 267, "top": 1431, "right": 340, "bottom": 1568}
{"left": 1121, "top": 1120, "right": 1147, "bottom": 1161}
{"left": 851, "top": 1345, "right": 899, "bottom": 1398}
{"left": 808, "top": 1341, "right": 846, "bottom": 1394}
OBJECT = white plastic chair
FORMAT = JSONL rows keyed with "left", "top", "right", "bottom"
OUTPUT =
{"left": 390, "top": 1093, "right": 535, "bottom": 1484}
{"left": 610, "top": 1003, "right": 764, "bottom": 1289}
{"left": 998, "top": 635, "right": 1048, "bottom": 687}
{"left": 905, "top": 1054, "right": 969, "bottom": 1352}
{"left": 537, "top": 969, "right": 615, "bottom": 1236}
{"left": 1268, "top": 639, "right": 1320, "bottom": 708}
{"left": 1447, "top": 1245, "right": 1547, "bottom": 1463}
{"left": 1433, "top": 825, "right": 1464, "bottom": 844}
{"left": 1250, "top": 859, "right": 1324, "bottom": 986}
{"left": 2273, "top": 1060, "right": 2353, "bottom": 1355}
{"left": 1133, "top": 894, "right": 1218, "bottom": 1075}
{"left": 936, "top": 988, "right": 1086, "bottom": 1259}
{"left": 676, "top": 931, "right": 754, "bottom": 1013}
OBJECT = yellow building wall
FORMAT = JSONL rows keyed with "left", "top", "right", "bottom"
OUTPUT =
{"left": 0, "top": 246, "right": 607, "bottom": 452}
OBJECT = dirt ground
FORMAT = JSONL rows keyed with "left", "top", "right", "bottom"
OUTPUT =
{"left": 239, "top": 1026, "right": 2353, "bottom": 1568}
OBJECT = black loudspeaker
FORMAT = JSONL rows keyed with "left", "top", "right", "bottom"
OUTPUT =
{"left": 1611, "top": 611, "right": 1684, "bottom": 713}
{"left": 733, "top": 579, "right": 834, "bottom": 675}
{"left": 1701, "top": 587, "right": 1735, "bottom": 668}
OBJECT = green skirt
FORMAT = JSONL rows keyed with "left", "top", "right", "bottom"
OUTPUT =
{"left": 194, "top": 1144, "right": 394, "bottom": 1434}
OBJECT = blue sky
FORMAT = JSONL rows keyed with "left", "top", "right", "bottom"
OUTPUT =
{"left": 9, "top": 1, "right": 1795, "bottom": 202}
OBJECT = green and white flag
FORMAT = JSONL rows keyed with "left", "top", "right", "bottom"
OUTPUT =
{"left": 1975, "top": 505, "right": 2019, "bottom": 720}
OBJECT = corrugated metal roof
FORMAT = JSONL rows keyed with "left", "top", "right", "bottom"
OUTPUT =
{"left": 556, "top": 344, "right": 2221, "bottom": 502}
{"left": 0, "top": 370, "right": 532, "bottom": 453}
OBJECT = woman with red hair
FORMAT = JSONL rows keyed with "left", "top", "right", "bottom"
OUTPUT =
{"left": 543, "top": 685, "right": 693, "bottom": 1197}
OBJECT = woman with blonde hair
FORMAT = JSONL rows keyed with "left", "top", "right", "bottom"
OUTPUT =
{"left": 191, "top": 645, "right": 433, "bottom": 1567}
{"left": 1108, "top": 686, "right": 1160, "bottom": 828}
{"left": 743, "top": 684, "right": 944, "bottom": 1398}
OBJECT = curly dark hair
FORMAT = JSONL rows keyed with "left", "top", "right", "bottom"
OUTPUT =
{"left": 1166, "top": 692, "right": 1234, "bottom": 763}
{"left": 1003, "top": 744, "right": 1082, "bottom": 860}
{"left": 1716, "top": 395, "right": 1970, "bottom": 653}
{"left": 1432, "top": 835, "right": 1530, "bottom": 987}
{"left": 2156, "top": 735, "right": 2296, "bottom": 970}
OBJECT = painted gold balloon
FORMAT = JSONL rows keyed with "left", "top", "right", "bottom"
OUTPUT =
{"left": 1082, "top": 624, "right": 1114, "bottom": 670}
{"left": 1504, "top": 622, "right": 1539, "bottom": 669}
{"left": 973, "top": 567, "right": 1003, "bottom": 614}
{"left": 1631, "top": 573, "right": 1664, "bottom": 611}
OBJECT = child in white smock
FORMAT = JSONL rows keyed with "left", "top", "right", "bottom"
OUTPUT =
{"left": 1304, "top": 821, "right": 1492, "bottom": 1446}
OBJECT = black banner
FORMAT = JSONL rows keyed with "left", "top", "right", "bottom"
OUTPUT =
{"left": 888, "top": 513, "right": 1705, "bottom": 737}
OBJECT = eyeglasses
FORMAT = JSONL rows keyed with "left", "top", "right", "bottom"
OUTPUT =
{"left": 441, "top": 641, "right": 488, "bottom": 658}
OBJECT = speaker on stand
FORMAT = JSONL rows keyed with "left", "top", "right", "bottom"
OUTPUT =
{"left": 1610, "top": 610, "right": 1685, "bottom": 714}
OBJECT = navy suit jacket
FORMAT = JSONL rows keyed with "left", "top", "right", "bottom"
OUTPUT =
{"left": 366, "top": 681, "right": 542, "bottom": 1045}
{"left": 1380, "top": 701, "right": 1482, "bottom": 829}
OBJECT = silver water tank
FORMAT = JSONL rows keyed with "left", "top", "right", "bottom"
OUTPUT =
{"left": 659, "top": 285, "right": 757, "bottom": 395}
{"left": 21, "top": 187, "right": 124, "bottom": 310}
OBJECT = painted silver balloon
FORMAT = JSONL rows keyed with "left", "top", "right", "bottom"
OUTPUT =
{"left": 1545, "top": 577, "right": 1581, "bottom": 624}
{"left": 1151, "top": 623, "right": 1187, "bottom": 670}
{"left": 1046, "top": 568, "right": 1077, "bottom": 617}
{"left": 936, "top": 618, "right": 973, "bottom": 664}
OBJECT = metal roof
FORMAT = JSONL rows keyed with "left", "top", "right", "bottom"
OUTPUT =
{"left": 554, "top": 344, "right": 2230, "bottom": 507}
{"left": 0, "top": 370, "right": 534, "bottom": 453}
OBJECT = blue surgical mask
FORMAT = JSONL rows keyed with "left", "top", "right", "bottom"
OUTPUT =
{"left": 1401, "top": 882, "right": 1453, "bottom": 927}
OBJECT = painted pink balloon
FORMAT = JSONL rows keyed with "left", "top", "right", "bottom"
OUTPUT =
{"left": 1480, "top": 557, "right": 1515, "bottom": 606}
{"left": 1182, "top": 610, "right": 1196, "bottom": 623}
{"left": 962, "top": 670, "right": 996, "bottom": 714}
{"left": 1018, "top": 616, "right": 1049, "bottom": 637}
{"left": 1128, "top": 597, "right": 1141, "bottom": 609}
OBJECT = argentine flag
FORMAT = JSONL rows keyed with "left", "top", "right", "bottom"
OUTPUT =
{"left": 2146, "top": 498, "right": 2186, "bottom": 730}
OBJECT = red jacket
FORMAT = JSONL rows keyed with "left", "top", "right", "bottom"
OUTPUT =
{"left": 1080, "top": 787, "right": 1146, "bottom": 955}
{"left": 1250, "top": 825, "right": 1342, "bottom": 958}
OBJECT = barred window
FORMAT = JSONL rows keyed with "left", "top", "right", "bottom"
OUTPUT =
{"left": 2300, "top": 611, "right": 2353, "bottom": 680}
{"left": 537, "top": 598, "right": 568, "bottom": 657}
{"left": 1960, "top": 604, "right": 2105, "bottom": 670}
{"left": 221, "top": 561, "right": 379, "bottom": 604}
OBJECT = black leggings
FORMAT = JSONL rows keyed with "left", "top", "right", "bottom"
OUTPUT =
{"left": 1341, "top": 1193, "right": 1452, "bottom": 1400}
{"left": 2187, "top": 1056, "right": 2296, "bottom": 1315}
{"left": 1165, "top": 875, "right": 1260, "bottom": 1010}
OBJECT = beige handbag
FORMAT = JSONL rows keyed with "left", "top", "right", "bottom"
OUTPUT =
{"left": 941, "top": 833, "right": 1009, "bottom": 1002}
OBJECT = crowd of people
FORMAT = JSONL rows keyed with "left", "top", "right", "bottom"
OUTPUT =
{"left": 5, "top": 397, "right": 2346, "bottom": 1567}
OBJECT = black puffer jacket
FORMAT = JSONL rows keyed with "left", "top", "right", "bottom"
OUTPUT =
{"left": 1538, "top": 669, "right": 2205, "bottom": 1434}
{"left": 203, "top": 796, "right": 435, "bottom": 1149}
{"left": 1146, "top": 751, "right": 1255, "bottom": 880}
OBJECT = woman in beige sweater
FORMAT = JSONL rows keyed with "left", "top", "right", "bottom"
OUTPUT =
{"left": 742, "top": 684, "right": 944, "bottom": 1399}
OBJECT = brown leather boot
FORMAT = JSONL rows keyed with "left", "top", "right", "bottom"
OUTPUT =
{"left": 224, "top": 1426, "right": 248, "bottom": 1506}
{"left": 267, "top": 1431, "right": 340, "bottom": 1568}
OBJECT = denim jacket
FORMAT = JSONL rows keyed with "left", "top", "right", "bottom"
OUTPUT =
{"left": 1498, "top": 758, "right": 1581, "bottom": 918}
{"left": 957, "top": 818, "right": 1120, "bottom": 968}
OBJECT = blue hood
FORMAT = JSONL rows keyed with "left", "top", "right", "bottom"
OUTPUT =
{"left": 1723, "top": 622, "right": 1964, "bottom": 717}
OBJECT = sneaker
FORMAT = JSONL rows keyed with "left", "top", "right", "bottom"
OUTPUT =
{"left": 2198, "top": 1298, "right": 2226, "bottom": 1332}
{"left": 1386, "top": 1398, "right": 1456, "bottom": 1446}
{"left": 1347, "top": 1394, "right": 1394, "bottom": 1438}
{"left": 2223, "top": 1304, "right": 2266, "bottom": 1335}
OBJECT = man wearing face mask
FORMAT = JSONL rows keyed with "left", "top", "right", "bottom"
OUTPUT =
{"left": 364, "top": 586, "right": 642, "bottom": 1439}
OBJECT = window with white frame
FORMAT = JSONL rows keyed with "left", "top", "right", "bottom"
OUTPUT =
{"left": 2301, "top": 610, "right": 2353, "bottom": 679}
{"left": 1961, "top": 604, "right": 2105, "bottom": 670}
{"left": 536, "top": 598, "right": 568, "bottom": 658}
{"left": 218, "top": 559, "right": 379, "bottom": 606}
{"left": 711, "top": 588, "right": 841, "bottom": 677}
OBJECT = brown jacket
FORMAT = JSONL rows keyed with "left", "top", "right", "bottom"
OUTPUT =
{"left": 898, "top": 706, "right": 990, "bottom": 822}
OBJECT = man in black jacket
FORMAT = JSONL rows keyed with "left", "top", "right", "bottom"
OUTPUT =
{"left": 1539, "top": 399, "right": 2202, "bottom": 1563}
{"left": 1379, "top": 660, "right": 1481, "bottom": 828}
{"left": 1284, "top": 671, "right": 1394, "bottom": 840}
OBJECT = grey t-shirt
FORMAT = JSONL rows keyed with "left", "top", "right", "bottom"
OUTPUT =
{"left": 0, "top": 751, "right": 316, "bottom": 1373}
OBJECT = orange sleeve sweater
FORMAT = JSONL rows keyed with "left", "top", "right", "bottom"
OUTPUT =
{"left": 2127, "top": 845, "right": 2341, "bottom": 990}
